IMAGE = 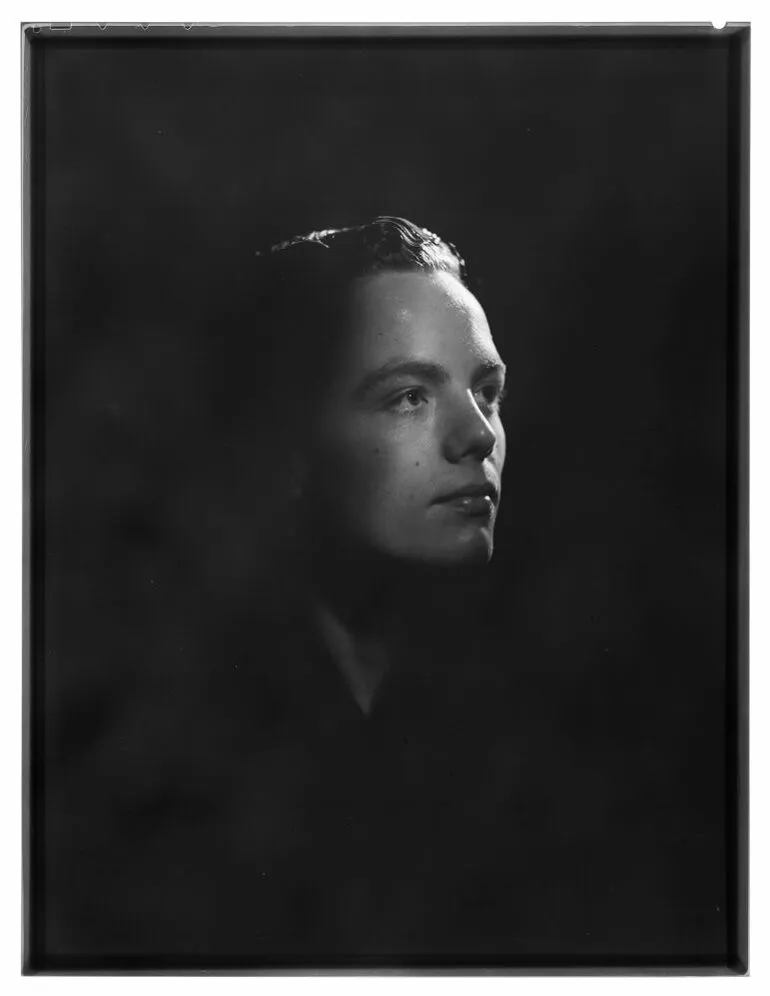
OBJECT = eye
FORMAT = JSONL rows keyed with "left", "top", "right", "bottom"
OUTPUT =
{"left": 385, "top": 387, "right": 430, "bottom": 414}
{"left": 475, "top": 382, "right": 507, "bottom": 413}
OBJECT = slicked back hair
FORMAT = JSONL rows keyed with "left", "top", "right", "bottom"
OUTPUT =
{"left": 247, "top": 216, "right": 471, "bottom": 437}
{"left": 260, "top": 215, "right": 467, "bottom": 285}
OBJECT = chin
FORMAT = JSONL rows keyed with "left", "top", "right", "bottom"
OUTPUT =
{"left": 445, "top": 543, "right": 494, "bottom": 567}
{"left": 406, "top": 533, "right": 494, "bottom": 568}
{"left": 354, "top": 521, "right": 497, "bottom": 570}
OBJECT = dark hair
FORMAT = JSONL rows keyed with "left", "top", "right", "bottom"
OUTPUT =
{"left": 249, "top": 216, "right": 470, "bottom": 432}
{"left": 210, "top": 217, "right": 474, "bottom": 609}
{"left": 258, "top": 215, "right": 468, "bottom": 286}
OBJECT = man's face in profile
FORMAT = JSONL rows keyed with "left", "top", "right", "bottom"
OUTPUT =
{"left": 309, "top": 268, "right": 507, "bottom": 566}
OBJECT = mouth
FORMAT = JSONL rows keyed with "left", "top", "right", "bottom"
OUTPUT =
{"left": 432, "top": 482, "right": 499, "bottom": 518}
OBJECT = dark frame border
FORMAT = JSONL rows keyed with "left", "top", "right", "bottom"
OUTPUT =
{"left": 20, "top": 21, "right": 750, "bottom": 976}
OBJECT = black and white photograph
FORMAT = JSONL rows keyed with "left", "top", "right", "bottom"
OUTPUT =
{"left": 22, "top": 22, "right": 748, "bottom": 973}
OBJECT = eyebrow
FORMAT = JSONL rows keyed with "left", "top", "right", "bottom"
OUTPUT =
{"left": 353, "top": 357, "right": 506, "bottom": 400}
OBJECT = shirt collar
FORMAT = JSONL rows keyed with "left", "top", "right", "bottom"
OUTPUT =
{"left": 312, "top": 601, "right": 389, "bottom": 717}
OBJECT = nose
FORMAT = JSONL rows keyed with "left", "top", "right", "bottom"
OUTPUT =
{"left": 441, "top": 392, "right": 499, "bottom": 464}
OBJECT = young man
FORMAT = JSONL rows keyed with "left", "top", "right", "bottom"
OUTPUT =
{"left": 257, "top": 215, "right": 507, "bottom": 714}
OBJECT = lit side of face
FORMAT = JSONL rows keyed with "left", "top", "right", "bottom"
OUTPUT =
{"left": 308, "top": 269, "right": 507, "bottom": 566}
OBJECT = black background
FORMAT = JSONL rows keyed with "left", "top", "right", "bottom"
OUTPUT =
{"left": 28, "top": 26, "right": 745, "bottom": 970}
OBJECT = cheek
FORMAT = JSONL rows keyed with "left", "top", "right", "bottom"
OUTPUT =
{"left": 324, "top": 422, "right": 434, "bottom": 511}
{"left": 498, "top": 431, "right": 507, "bottom": 471}
{"left": 491, "top": 417, "right": 507, "bottom": 471}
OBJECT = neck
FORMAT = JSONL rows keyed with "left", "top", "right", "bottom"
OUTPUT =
{"left": 304, "top": 537, "right": 487, "bottom": 701}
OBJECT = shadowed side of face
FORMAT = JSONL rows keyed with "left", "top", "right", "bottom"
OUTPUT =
{"left": 306, "top": 269, "right": 507, "bottom": 566}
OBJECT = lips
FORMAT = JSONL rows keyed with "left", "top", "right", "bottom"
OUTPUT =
{"left": 433, "top": 482, "right": 499, "bottom": 505}
{"left": 432, "top": 482, "right": 499, "bottom": 517}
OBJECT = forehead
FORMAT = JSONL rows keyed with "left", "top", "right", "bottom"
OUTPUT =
{"left": 343, "top": 269, "right": 501, "bottom": 371}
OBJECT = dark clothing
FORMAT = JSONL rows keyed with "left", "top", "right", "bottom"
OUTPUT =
{"left": 41, "top": 594, "right": 727, "bottom": 968}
